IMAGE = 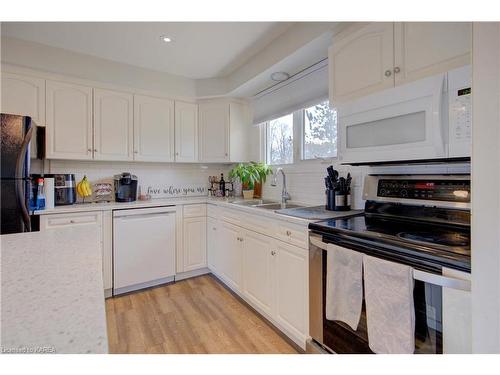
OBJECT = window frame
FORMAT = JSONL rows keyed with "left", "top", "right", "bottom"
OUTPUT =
{"left": 260, "top": 99, "right": 338, "bottom": 166}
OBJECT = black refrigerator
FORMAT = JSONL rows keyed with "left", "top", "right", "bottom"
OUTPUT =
{"left": 1, "top": 113, "right": 33, "bottom": 234}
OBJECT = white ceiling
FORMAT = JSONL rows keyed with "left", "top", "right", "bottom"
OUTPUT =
{"left": 1, "top": 22, "right": 294, "bottom": 79}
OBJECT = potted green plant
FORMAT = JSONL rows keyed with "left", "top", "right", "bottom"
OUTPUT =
{"left": 229, "top": 162, "right": 273, "bottom": 199}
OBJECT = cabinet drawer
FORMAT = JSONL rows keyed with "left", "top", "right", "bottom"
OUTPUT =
{"left": 219, "top": 208, "right": 241, "bottom": 225}
{"left": 275, "top": 222, "right": 309, "bottom": 249}
{"left": 207, "top": 204, "right": 220, "bottom": 219}
{"left": 183, "top": 204, "right": 207, "bottom": 218}
{"left": 241, "top": 212, "right": 275, "bottom": 238}
{"left": 40, "top": 211, "right": 102, "bottom": 230}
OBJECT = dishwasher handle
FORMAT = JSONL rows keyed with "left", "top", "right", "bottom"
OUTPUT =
{"left": 114, "top": 212, "right": 175, "bottom": 221}
{"left": 309, "top": 235, "right": 471, "bottom": 292}
{"left": 113, "top": 205, "right": 176, "bottom": 218}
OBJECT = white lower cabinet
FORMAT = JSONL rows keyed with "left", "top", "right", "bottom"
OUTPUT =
{"left": 218, "top": 220, "right": 243, "bottom": 292}
{"left": 182, "top": 216, "right": 207, "bottom": 272}
{"left": 211, "top": 212, "right": 309, "bottom": 349}
{"left": 242, "top": 229, "right": 274, "bottom": 318}
{"left": 274, "top": 240, "right": 309, "bottom": 343}
{"left": 39, "top": 211, "right": 112, "bottom": 296}
{"left": 207, "top": 217, "right": 219, "bottom": 272}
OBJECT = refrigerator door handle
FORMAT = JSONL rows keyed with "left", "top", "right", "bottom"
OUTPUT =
{"left": 16, "top": 126, "right": 33, "bottom": 232}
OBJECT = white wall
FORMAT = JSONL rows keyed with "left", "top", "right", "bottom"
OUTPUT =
{"left": 471, "top": 22, "right": 500, "bottom": 353}
{"left": 38, "top": 160, "right": 230, "bottom": 202}
{"left": 1, "top": 36, "right": 197, "bottom": 98}
{"left": 261, "top": 159, "right": 470, "bottom": 209}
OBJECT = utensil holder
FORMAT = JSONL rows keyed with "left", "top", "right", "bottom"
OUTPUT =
{"left": 326, "top": 190, "right": 351, "bottom": 211}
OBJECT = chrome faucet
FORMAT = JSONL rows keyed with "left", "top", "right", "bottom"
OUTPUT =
{"left": 271, "top": 167, "right": 291, "bottom": 204}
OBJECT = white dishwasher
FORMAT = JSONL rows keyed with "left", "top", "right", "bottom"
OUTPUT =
{"left": 113, "top": 206, "right": 176, "bottom": 295}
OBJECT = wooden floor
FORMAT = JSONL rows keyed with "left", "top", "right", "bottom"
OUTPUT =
{"left": 105, "top": 274, "right": 300, "bottom": 354}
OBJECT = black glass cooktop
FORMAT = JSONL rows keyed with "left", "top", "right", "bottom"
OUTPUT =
{"left": 309, "top": 213, "right": 471, "bottom": 272}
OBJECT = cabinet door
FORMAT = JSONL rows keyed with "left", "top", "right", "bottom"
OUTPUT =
{"left": 1, "top": 72, "right": 45, "bottom": 126}
{"left": 242, "top": 230, "right": 274, "bottom": 318}
{"left": 218, "top": 221, "right": 242, "bottom": 292}
{"left": 175, "top": 101, "right": 198, "bottom": 162}
{"left": 133, "top": 94, "right": 175, "bottom": 162}
{"left": 46, "top": 80, "right": 93, "bottom": 160}
{"left": 228, "top": 102, "right": 259, "bottom": 162}
{"left": 182, "top": 216, "right": 207, "bottom": 272}
{"left": 330, "top": 22, "right": 394, "bottom": 105}
{"left": 93, "top": 88, "right": 133, "bottom": 161}
{"left": 274, "top": 240, "right": 309, "bottom": 342}
{"left": 394, "top": 22, "right": 471, "bottom": 86}
{"left": 207, "top": 217, "right": 219, "bottom": 273}
{"left": 198, "top": 101, "right": 230, "bottom": 162}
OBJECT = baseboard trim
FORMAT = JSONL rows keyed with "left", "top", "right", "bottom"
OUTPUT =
{"left": 175, "top": 267, "right": 211, "bottom": 281}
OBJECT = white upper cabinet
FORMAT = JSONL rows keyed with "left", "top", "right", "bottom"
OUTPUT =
{"left": 198, "top": 100, "right": 230, "bottom": 162}
{"left": 1, "top": 72, "right": 45, "bottom": 126}
{"left": 93, "top": 88, "right": 134, "bottom": 161}
{"left": 229, "top": 102, "right": 259, "bottom": 162}
{"left": 394, "top": 22, "right": 472, "bottom": 86}
{"left": 330, "top": 23, "right": 395, "bottom": 105}
{"left": 133, "top": 94, "right": 175, "bottom": 162}
{"left": 330, "top": 22, "right": 472, "bottom": 105}
{"left": 198, "top": 99, "right": 256, "bottom": 163}
{"left": 46, "top": 80, "right": 93, "bottom": 160}
{"left": 175, "top": 101, "right": 199, "bottom": 162}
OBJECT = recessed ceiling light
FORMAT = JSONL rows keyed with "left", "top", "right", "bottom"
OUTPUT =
{"left": 271, "top": 72, "right": 290, "bottom": 82}
{"left": 160, "top": 36, "right": 172, "bottom": 43}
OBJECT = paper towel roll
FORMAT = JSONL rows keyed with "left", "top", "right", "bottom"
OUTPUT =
{"left": 44, "top": 177, "right": 55, "bottom": 209}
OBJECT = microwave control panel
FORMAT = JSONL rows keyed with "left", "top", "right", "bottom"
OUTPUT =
{"left": 448, "top": 65, "right": 472, "bottom": 157}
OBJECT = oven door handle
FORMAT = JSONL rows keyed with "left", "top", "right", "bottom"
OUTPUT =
{"left": 309, "top": 236, "right": 471, "bottom": 292}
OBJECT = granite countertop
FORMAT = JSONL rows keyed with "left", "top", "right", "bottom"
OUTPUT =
{"left": 33, "top": 196, "right": 363, "bottom": 227}
{"left": 1, "top": 226, "right": 108, "bottom": 354}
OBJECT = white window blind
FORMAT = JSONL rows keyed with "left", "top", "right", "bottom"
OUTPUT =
{"left": 251, "top": 61, "right": 329, "bottom": 125}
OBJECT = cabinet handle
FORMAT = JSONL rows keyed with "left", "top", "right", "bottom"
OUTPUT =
{"left": 394, "top": 66, "right": 401, "bottom": 74}
{"left": 87, "top": 148, "right": 92, "bottom": 153}
{"left": 384, "top": 70, "right": 392, "bottom": 77}
{"left": 176, "top": 152, "right": 179, "bottom": 156}
{"left": 225, "top": 153, "right": 228, "bottom": 157}
{"left": 94, "top": 149, "right": 98, "bottom": 152}
{"left": 286, "top": 230, "right": 292, "bottom": 236}
{"left": 70, "top": 220, "right": 75, "bottom": 224}
{"left": 271, "top": 251, "right": 276, "bottom": 256}
{"left": 212, "top": 227, "right": 216, "bottom": 231}
{"left": 134, "top": 151, "right": 138, "bottom": 154}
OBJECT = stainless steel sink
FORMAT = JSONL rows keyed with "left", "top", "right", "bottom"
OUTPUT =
{"left": 231, "top": 199, "right": 277, "bottom": 206}
{"left": 255, "top": 203, "right": 305, "bottom": 210}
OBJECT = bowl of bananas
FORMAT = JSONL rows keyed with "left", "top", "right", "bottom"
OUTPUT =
{"left": 76, "top": 175, "right": 93, "bottom": 203}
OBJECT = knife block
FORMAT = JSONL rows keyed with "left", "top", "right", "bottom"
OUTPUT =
{"left": 326, "top": 190, "right": 351, "bottom": 211}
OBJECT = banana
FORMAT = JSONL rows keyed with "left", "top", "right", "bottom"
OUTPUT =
{"left": 77, "top": 176, "right": 93, "bottom": 198}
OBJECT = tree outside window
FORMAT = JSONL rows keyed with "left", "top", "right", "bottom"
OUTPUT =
{"left": 303, "top": 101, "right": 337, "bottom": 159}
{"left": 268, "top": 113, "right": 293, "bottom": 165}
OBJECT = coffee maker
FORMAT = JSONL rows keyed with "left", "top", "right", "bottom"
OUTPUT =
{"left": 114, "top": 173, "right": 138, "bottom": 202}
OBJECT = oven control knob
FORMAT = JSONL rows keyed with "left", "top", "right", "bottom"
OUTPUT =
{"left": 380, "top": 189, "right": 386, "bottom": 195}
{"left": 400, "top": 190, "right": 408, "bottom": 197}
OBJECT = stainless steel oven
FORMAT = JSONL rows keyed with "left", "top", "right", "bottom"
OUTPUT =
{"left": 307, "top": 175, "right": 472, "bottom": 354}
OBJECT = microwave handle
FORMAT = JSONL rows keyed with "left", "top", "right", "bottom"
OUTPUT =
{"left": 432, "top": 73, "right": 447, "bottom": 157}
{"left": 309, "top": 235, "right": 471, "bottom": 292}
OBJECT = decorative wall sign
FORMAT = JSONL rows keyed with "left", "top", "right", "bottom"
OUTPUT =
{"left": 145, "top": 184, "right": 207, "bottom": 198}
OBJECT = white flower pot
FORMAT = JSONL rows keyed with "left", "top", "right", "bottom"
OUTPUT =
{"left": 242, "top": 189, "right": 254, "bottom": 199}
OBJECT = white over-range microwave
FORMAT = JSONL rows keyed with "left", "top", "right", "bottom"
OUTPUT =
{"left": 337, "top": 65, "right": 471, "bottom": 164}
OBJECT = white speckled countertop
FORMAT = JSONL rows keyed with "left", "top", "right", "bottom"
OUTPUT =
{"left": 33, "top": 196, "right": 360, "bottom": 227}
{"left": 1, "top": 226, "right": 108, "bottom": 354}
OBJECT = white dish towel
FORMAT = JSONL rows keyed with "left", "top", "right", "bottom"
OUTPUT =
{"left": 325, "top": 243, "right": 363, "bottom": 330}
{"left": 363, "top": 255, "right": 415, "bottom": 354}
